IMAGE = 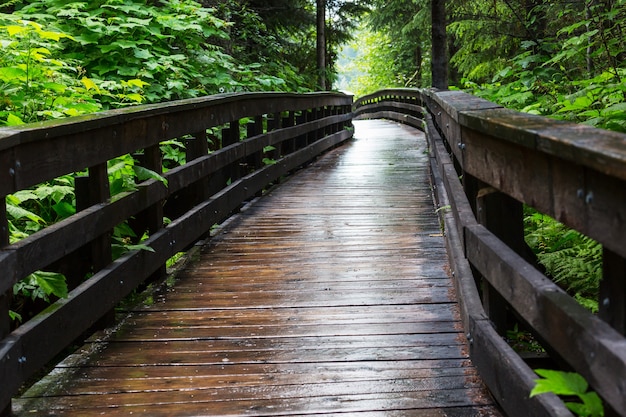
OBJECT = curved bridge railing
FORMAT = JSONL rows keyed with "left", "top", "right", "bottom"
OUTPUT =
{"left": 0, "top": 92, "right": 353, "bottom": 414}
{"left": 355, "top": 89, "right": 626, "bottom": 417}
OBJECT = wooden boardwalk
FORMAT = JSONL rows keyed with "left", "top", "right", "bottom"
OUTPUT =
{"left": 14, "top": 120, "right": 501, "bottom": 416}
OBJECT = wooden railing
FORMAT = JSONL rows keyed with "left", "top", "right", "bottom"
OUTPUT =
{"left": 0, "top": 92, "right": 353, "bottom": 414}
{"left": 355, "top": 89, "right": 626, "bottom": 417}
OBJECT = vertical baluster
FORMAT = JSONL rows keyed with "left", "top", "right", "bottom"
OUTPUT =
{"left": 136, "top": 145, "right": 165, "bottom": 283}
{"left": 247, "top": 116, "right": 264, "bottom": 198}
{"left": 0, "top": 195, "right": 10, "bottom": 417}
{"left": 185, "top": 131, "right": 210, "bottom": 204}
{"left": 223, "top": 120, "right": 241, "bottom": 184}
{"left": 305, "top": 109, "right": 315, "bottom": 145}
{"left": 75, "top": 162, "right": 113, "bottom": 327}
{"left": 465, "top": 174, "right": 524, "bottom": 336}
{"left": 267, "top": 113, "right": 281, "bottom": 161}
{"left": 282, "top": 111, "right": 296, "bottom": 155}
{"left": 601, "top": 249, "right": 626, "bottom": 335}
{"left": 249, "top": 116, "right": 264, "bottom": 170}
{"left": 600, "top": 249, "right": 625, "bottom": 417}
{"left": 323, "top": 106, "right": 331, "bottom": 137}
{"left": 295, "top": 111, "right": 307, "bottom": 150}
{"left": 0, "top": 198, "right": 7, "bottom": 247}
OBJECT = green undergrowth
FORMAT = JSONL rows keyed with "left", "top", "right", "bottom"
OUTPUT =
{"left": 524, "top": 208, "right": 601, "bottom": 312}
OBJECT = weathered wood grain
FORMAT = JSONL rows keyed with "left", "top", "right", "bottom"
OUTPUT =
{"left": 13, "top": 120, "right": 499, "bottom": 417}
{"left": 465, "top": 223, "right": 626, "bottom": 413}
{"left": 0, "top": 93, "right": 353, "bottom": 414}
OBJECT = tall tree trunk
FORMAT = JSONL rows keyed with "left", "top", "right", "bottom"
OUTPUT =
{"left": 316, "top": 0, "right": 327, "bottom": 90}
{"left": 431, "top": 0, "right": 448, "bottom": 89}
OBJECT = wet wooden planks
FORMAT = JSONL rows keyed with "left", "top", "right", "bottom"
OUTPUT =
{"left": 14, "top": 120, "right": 501, "bottom": 416}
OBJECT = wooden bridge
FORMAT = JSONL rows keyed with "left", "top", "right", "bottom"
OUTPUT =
{"left": 1, "top": 89, "right": 625, "bottom": 416}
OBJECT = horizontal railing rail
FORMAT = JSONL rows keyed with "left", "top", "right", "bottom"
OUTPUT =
{"left": 0, "top": 91, "right": 353, "bottom": 414}
{"left": 355, "top": 88, "right": 626, "bottom": 417}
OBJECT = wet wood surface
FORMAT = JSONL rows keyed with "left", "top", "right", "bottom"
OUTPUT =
{"left": 14, "top": 120, "right": 500, "bottom": 416}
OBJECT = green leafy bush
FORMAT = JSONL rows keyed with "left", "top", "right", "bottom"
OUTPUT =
{"left": 0, "top": 15, "right": 101, "bottom": 124}
{"left": 524, "top": 209, "right": 601, "bottom": 312}
{"left": 531, "top": 369, "right": 604, "bottom": 417}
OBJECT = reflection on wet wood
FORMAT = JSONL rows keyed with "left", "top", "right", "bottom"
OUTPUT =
{"left": 14, "top": 120, "right": 500, "bottom": 416}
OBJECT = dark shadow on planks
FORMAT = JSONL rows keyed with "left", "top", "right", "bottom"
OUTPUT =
{"left": 14, "top": 120, "right": 502, "bottom": 416}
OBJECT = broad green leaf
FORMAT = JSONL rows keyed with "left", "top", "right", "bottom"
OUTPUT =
{"left": 531, "top": 369, "right": 588, "bottom": 397}
{"left": 133, "top": 49, "right": 154, "bottom": 59}
{"left": 64, "top": 108, "right": 81, "bottom": 117}
{"left": 39, "top": 30, "right": 73, "bottom": 41}
{"left": 0, "top": 67, "right": 27, "bottom": 82}
{"left": 34, "top": 185, "right": 74, "bottom": 203}
{"left": 33, "top": 271, "right": 68, "bottom": 299}
{"left": 81, "top": 77, "right": 100, "bottom": 92}
{"left": 133, "top": 165, "right": 168, "bottom": 186}
{"left": 43, "top": 82, "right": 67, "bottom": 93}
{"left": 6, "top": 25, "right": 27, "bottom": 36}
{"left": 9, "top": 310, "right": 22, "bottom": 322}
{"left": 125, "top": 243, "right": 154, "bottom": 253}
{"left": 6, "top": 194, "right": 21, "bottom": 205}
{"left": 127, "top": 79, "right": 150, "bottom": 88}
{"left": 11, "top": 190, "right": 39, "bottom": 203}
{"left": 577, "top": 391, "right": 604, "bottom": 417}
{"left": 602, "top": 102, "right": 626, "bottom": 115}
{"left": 52, "top": 201, "right": 76, "bottom": 219}
{"left": 6, "top": 204, "right": 45, "bottom": 223}
{"left": 6, "top": 113, "right": 25, "bottom": 126}
{"left": 112, "top": 40, "right": 138, "bottom": 49}
{"left": 65, "top": 102, "right": 101, "bottom": 114}
{"left": 124, "top": 93, "right": 144, "bottom": 103}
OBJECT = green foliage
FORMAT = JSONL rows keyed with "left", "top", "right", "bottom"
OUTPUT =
{"left": 448, "top": 0, "right": 519, "bottom": 83}
{"left": 506, "top": 324, "right": 544, "bottom": 354}
{"left": 18, "top": 0, "right": 235, "bottom": 101}
{"left": 524, "top": 210, "right": 600, "bottom": 312}
{"left": 464, "top": 1, "right": 626, "bottom": 131}
{"left": 262, "top": 145, "right": 277, "bottom": 165}
{"left": 6, "top": 151, "right": 169, "bottom": 323}
{"left": 6, "top": 176, "right": 75, "bottom": 239}
{"left": 350, "top": 0, "right": 429, "bottom": 92}
{"left": 460, "top": 2, "right": 626, "bottom": 314}
{"left": 338, "top": 26, "right": 407, "bottom": 96}
{"left": 531, "top": 369, "right": 604, "bottom": 417}
{"left": 0, "top": 14, "right": 103, "bottom": 124}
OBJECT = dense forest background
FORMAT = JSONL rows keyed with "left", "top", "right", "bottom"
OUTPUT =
{"left": 2, "top": 0, "right": 624, "bottom": 130}
{"left": 1, "top": 0, "right": 624, "bottom": 322}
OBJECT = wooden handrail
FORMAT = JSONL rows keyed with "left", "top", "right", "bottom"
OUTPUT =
{"left": 355, "top": 88, "right": 626, "bottom": 417}
{"left": 0, "top": 91, "right": 353, "bottom": 413}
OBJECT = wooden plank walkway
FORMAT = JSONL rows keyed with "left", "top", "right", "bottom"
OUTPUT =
{"left": 14, "top": 120, "right": 501, "bottom": 416}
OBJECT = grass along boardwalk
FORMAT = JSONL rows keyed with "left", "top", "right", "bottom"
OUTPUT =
{"left": 14, "top": 120, "right": 501, "bottom": 416}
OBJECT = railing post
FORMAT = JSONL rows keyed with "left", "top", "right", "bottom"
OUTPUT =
{"left": 305, "top": 109, "right": 316, "bottom": 145}
{"left": 247, "top": 116, "right": 264, "bottom": 171}
{"left": 601, "top": 249, "right": 626, "bottom": 335}
{"left": 0, "top": 196, "right": 8, "bottom": 335}
{"left": 185, "top": 131, "right": 210, "bottom": 203}
{"left": 75, "top": 162, "right": 113, "bottom": 327}
{"left": 0, "top": 196, "right": 9, "bottom": 417}
{"left": 174, "top": 131, "right": 211, "bottom": 246}
{"left": 466, "top": 174, "right": 525, "bottom": 336}
{"left": 246, "top": 117, "right": 264, "bottom": 198}
{"left": 295, "top": 111, "right": 307, "bottom": 150}
{"left": 223, "top": 120, "right": 242, "bottom": 182}
{"left": 267, "top": 113, "right": 282, "bottom": 161}
{"left": 134, "top": 145, "right": 165, "bottom": 282}
{"left": 282, "top": 111, "right": 296, "bottom": 155}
